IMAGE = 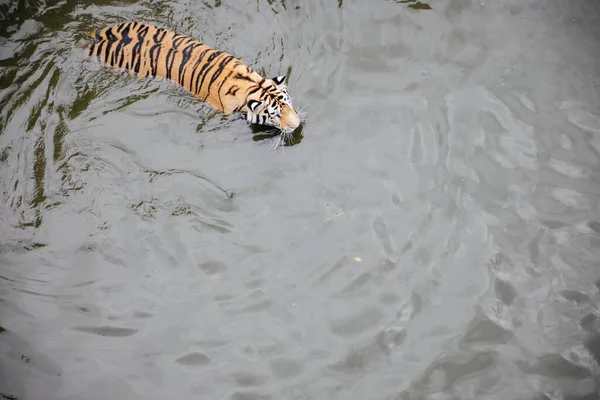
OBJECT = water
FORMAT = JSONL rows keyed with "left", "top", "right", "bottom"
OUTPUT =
{"left": 1, "top": 0, "right": 600, "bottom": 399}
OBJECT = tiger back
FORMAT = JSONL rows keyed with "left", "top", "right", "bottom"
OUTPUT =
{"left": 85, "top": 22, "right": 300, "bottom": 133}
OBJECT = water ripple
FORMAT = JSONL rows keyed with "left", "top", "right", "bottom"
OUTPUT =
{"left": 1, "top": 0, "right": 600, "bottom": 399}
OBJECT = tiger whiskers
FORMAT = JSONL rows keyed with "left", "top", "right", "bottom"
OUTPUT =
{"left": 270, "top": 128, "right": 298, "bottom": 152}
{"left": 282, "top": 130, "right": 296, "bottom": 146}
{"left": 270, "top": 135, "right": 284, "bottom": 152}
{"left": 296, "top": 104, "right": 309, "bottom": 123}
{"left": 297, "top": 104, "right": 309, "bottom": 114}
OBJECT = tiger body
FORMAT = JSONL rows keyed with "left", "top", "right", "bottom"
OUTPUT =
{"left": 86, "top": 22, "right": 300, "bottom": 133}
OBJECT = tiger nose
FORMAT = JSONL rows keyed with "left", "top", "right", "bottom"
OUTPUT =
{"left": 282, "top": 108, "right": 300, "bottom": 131}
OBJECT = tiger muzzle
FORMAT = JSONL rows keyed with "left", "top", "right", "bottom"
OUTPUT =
{"left": 281, "top": 107, "right": 300, "bottom": 132}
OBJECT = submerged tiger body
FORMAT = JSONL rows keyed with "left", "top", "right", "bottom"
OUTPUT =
{"left": 85, "top": 22, "right": 300, "bottom": 133}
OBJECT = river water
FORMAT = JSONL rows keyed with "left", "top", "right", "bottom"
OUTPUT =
{"left": 1, "top": 0, "right": 600, "bottom": 399}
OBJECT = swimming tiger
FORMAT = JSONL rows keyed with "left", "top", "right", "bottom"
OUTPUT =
{"left": 85, "top": 22, "right": 300, "bottom": 134}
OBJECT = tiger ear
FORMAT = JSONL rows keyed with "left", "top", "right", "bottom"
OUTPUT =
{"left": 247, "top": 100, "right": 261, "bottom": 112}
{"left": 272, "top": 76, "right": 286, "bottom": 86}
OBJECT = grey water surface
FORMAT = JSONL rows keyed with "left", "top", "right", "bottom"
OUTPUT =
{"left": 1, "top": 0, "right": 600, "bottom": 399}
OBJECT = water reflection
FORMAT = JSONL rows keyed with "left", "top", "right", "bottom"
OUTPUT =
{"left": 1, "top": 0, "right": 600, "bottom": 399}
{"left": 395, "top": 0, "right": 433, "bottom": 11}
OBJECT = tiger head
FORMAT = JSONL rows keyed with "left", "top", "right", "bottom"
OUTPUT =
{"left": 245, "top": 76, "right": 300, "bottom": 134}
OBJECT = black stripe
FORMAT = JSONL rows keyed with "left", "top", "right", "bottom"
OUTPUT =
{"left": 88, "top": 42, "right": 96, "bottom": 57}
{"left": 173, "top": 36, "right": 187, "bottom": 48}
{"left": 165, "top": 35, "right": 186, "bottom": 80}
{"left": 226, "top": 86, "right": 239, "bottom": 96}
{"left": 96, "top": 40, "right": 105, "bottom": 60}
{"left": 111, "top": 29, "right": 122, "bottom": 66}
{"left": 195, "top": 51, "right": 223, "bottom": 96}
{"left": 149, "top": 29, "right": 168, "bottom": 77}
{"left": 166, "top": 33, "right": 183, "bottom": 76}
{"left": 189, "top": 48, "right": 211, "bottom": 94}
{"left": 149, "top": 45, "right": 161, "bottom": 77}
{"left": 164, "top": 36, "right": 179, "bottom": 79}
{"left": 132, "top": 25, "right": 149, "bottom": 74}
{"left": 216, "top": 69, "right": 236, "bottom": 110}
{"left": 246, "top": 85, "right": 262, "bottom": 97}
{"left": 103, "top": 28, "right": 117, "bottom": 65}
{"left": 178, "top": 42, "right": 198, "bottom": 86}
{"left": 234, "top": 72, "right": 255, "bottom": 82}
{"left": 204, "top": 55, "right": 235, "bottom": 100}
{"left": 165, "top": 48, "right": 174, "bottom": 79}
{"left": 194, "top": 50, "right": 220, "bottom": 95}
{"left": 116, "top": 24, "right": 133, "bottom": 69}
{"left": 110, "top": 28, "right": 122, "bottom": 66}
{"left": 179, "top": 36, "right": 194, "bottom": 46}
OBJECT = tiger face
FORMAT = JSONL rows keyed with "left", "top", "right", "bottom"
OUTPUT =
{"left": 245, "top": 76, "right": 300, "bottom": 134}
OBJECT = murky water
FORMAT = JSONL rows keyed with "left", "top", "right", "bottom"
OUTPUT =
{"left": 1, "top": 0, "right": 600, "bottom": 399}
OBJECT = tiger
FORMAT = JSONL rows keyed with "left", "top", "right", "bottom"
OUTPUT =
{"left": 84, "top": 22, "right": 300, "bottom": 135}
